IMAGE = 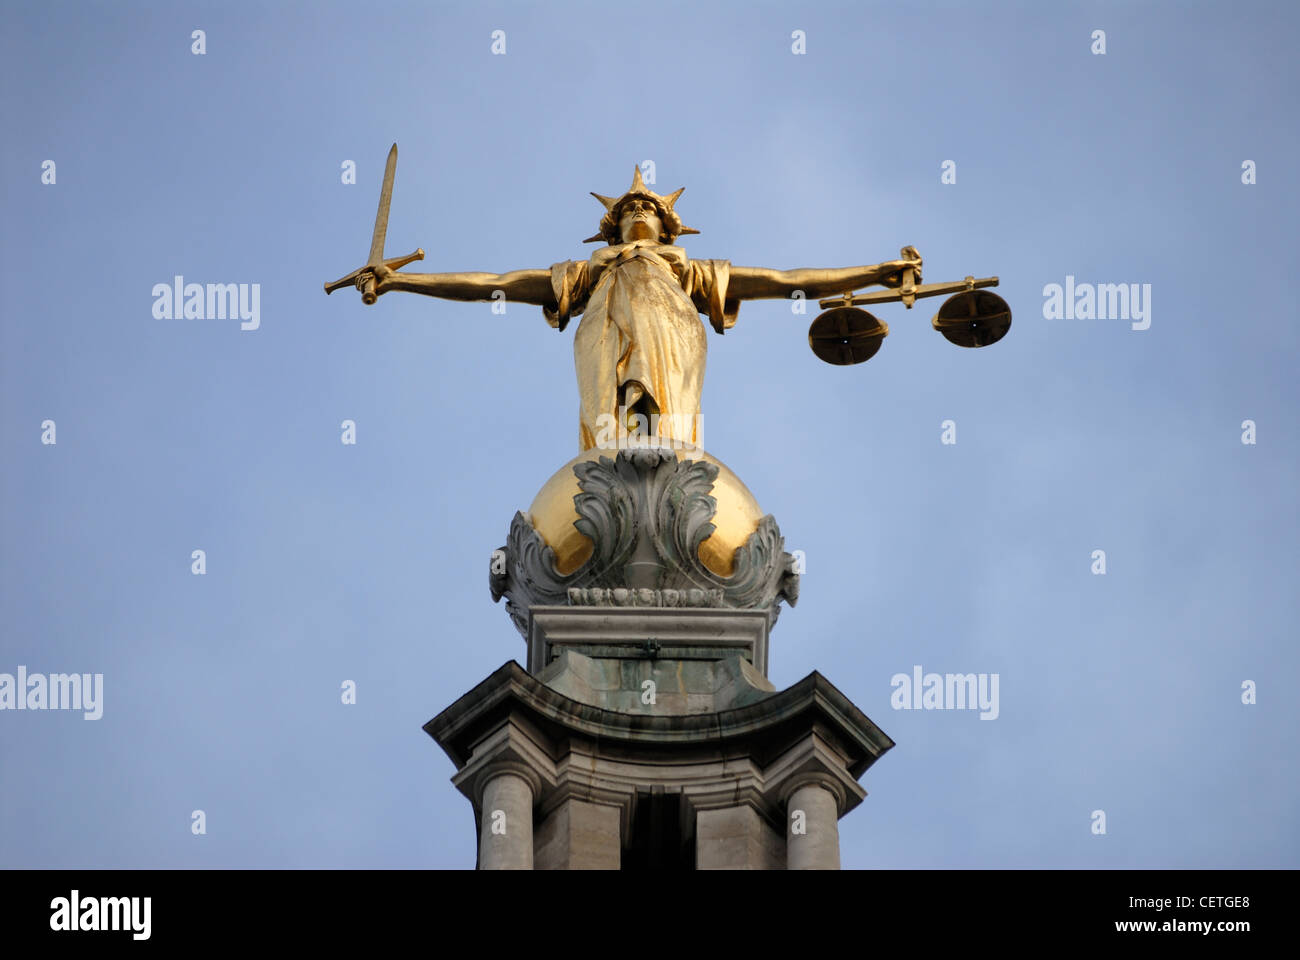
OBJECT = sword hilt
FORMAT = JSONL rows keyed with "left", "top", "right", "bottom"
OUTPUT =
{"left": 324, "top": 248, "right": 426, "bottom": 300}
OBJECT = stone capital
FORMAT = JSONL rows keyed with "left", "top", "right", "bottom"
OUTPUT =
{"left": 451, "top": 716, "right": 555, "bottom": 813}
{"left": 764, "top": 732, "right": 865, "bottom": 817}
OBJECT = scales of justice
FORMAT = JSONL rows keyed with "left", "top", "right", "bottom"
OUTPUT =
{"left": 326, "top": 145, "right": 1011, "bottom": 870}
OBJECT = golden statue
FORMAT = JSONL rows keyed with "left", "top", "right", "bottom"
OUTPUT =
{"left": 325, "top": 146, "right": 1010, "bottom": 579}
{"left": 327, "top": 148, "right": 925, "bottom": 451}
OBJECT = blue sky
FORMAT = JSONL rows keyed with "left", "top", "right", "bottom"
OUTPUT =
{"left": 1, "top": 0, "right": 1296, "bottom": 868}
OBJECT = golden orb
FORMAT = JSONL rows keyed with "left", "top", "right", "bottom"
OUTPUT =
{"left": 526, "top": 445, "right": 764, "bottom": 577}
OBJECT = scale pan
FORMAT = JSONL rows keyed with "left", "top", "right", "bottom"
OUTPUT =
{"left": 932, "top": 290, "right": 1012, "bottom": 348}
{"left": 808, "top": 306, "right": 889, "bottom": 366}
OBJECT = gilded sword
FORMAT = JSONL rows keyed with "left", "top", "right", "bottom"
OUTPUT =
{"left": 324, "top": 143, "right": 425, "bottom": 304}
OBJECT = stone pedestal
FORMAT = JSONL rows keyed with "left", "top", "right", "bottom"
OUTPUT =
{"left": 427, "top": 447, "right": 893, "bottom": 869}
{"left": 426, "top": 658, "right": 893, "bottom": 870}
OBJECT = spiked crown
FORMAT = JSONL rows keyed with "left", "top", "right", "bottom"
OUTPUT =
{"left": 584, "top": 166, "right": 701, "bottom": 244}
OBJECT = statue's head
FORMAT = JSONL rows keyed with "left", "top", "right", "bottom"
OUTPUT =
{"left": 585, "top": 166, "right": 700, "bottom": 245}
{"left": 618, "top": 198, "right": 663, "bottom": 243}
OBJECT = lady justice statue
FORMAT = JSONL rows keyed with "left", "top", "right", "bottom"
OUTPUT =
{"left": 329, "top": 152, "right": 923, "bottom": 452}
{"left": 350, "top": 156, "right": 1020, "bottom": 869}
{"left": 325, "top": 147, "right": 1007, "bottom": 595}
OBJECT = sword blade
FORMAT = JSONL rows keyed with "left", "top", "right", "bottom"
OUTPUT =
{"left": 367, "top": 143, "right": 398, "bottom": 266}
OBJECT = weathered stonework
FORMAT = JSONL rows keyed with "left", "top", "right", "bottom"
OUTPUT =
{"left": 490, "top": 448, "right": 800, "bottom": 637}
{"left": 425, "top": 663, "right": 893, "bottom": 870}
{"left": 527, "top": 605, "right": 771, "bottom": 677}
{"left": 427, "top": 447, "right": 890, "bottom": 869}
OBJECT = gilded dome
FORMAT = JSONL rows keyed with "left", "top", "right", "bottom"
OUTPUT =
{"left": 527, "top": 445, "right": 764, "bottom": 577}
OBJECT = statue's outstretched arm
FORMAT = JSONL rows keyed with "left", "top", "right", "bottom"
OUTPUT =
{"left": 726, "top": 247, "right": 922, "bottom": 301}
{"left": 370, "top": 264, "right": 555, "bottom": 306}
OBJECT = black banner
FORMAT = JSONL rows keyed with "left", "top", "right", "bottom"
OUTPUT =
{"left": 1, "top": 869, "right": 1282, "bottom": 946}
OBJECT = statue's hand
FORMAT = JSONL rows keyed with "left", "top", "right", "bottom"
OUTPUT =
{"left": 879, "top": 246, "right": 923, "bottom": 288}
{"left": 355, "top": 263, "right": 396, "bottom": 300}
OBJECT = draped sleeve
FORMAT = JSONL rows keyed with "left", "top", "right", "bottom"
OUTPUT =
{"left": 543, "top": 259, "right": 590, "bottom": 332}
{"left": 681, "top": 258, "right": 741, "bottom": 335}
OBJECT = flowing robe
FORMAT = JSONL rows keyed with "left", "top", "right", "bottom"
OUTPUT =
{"left": 544, "top": 239, "right": 740, "bottom": 451}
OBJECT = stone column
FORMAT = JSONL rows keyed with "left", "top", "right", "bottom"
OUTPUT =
{"left": 786, "top": 783, "right": 840, "bottom": 870}
{"left": 479, "top": 771, "right": 534, "bottom": 870}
